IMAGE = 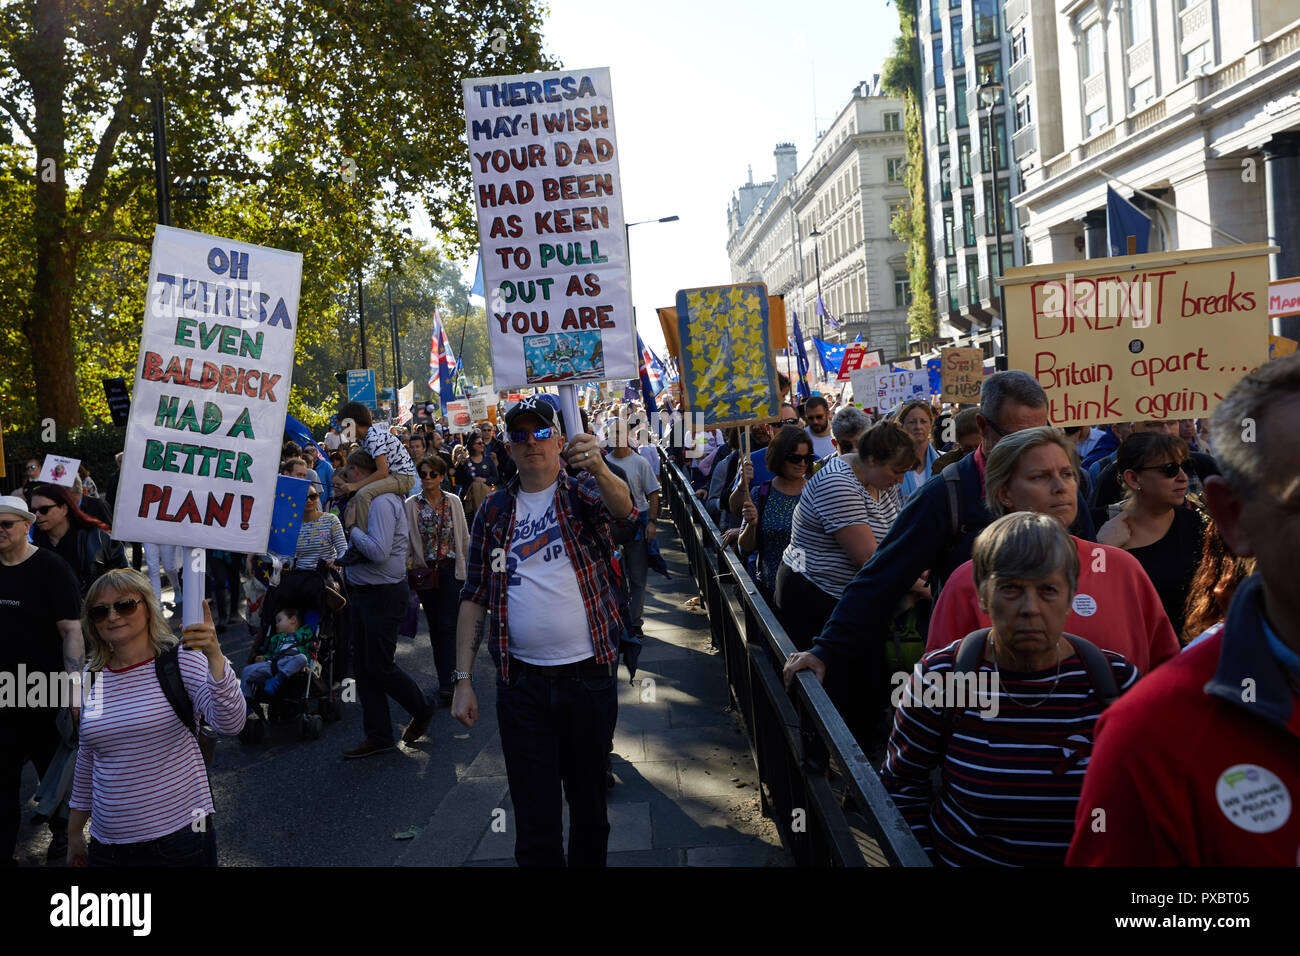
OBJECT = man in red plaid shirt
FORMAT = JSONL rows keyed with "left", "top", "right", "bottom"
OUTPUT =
{"left": 452, "top": 395, "right": 634, "bottom": 866}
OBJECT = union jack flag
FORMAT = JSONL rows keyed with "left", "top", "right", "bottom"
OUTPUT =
{"left": 428, "top": 310, "right": 460, "bottom": 408}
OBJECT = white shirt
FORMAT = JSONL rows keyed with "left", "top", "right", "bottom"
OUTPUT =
{"left": 324, "top": 430, "right": 342, "bottom": 451}
{"left": 611, "top": 450, "right": 660, "bottom": 513}
{"left": 506, "top": 482, "right": 595, "bottom": 665}
{"left": 806, "top": 429, "right": 835, "bottom": 459}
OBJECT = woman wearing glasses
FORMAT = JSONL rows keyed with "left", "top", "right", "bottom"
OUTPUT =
{"left": 892, "top": 399, "right": 941, "bottom": 501}
{"left": 1096, "top": 432, "right": 1207, "bottom": 637}
{"left": 455, "top": 433, "right": 499, "bottom": 516}
{"left": 28, "top": 484, "right": 125, "bottom": 595}
{"left": 738, "top": 426, "right": 813, "bottom": 605}
{"left": 404, "top": 455, "right": 469, "bottom": 705}
{"left": 67, "top": 568, "right": 245, "bottom": 866}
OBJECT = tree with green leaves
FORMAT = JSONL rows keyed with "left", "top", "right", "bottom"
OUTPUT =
{"left": 0, "top": 0, "right": 557, "bottom": 429}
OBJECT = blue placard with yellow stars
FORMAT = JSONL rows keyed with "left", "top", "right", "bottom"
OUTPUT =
{"left": 268, "top": 475, "right": 311, "bottom": 557}
{"left": 675, "top": 283, "right": 780, "bottom": 428}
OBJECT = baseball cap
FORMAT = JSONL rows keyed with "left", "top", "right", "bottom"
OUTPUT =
{"left": 504, "top": 395, "right": 559, "bottom": 432}
{"left": 0, "top": 495, "right": 36, "bottom": 522}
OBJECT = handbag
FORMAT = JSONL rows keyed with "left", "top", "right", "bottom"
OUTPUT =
{"left": 398, "top": 587, "right": 421, "bottom": 639}
{"left": 409, "top": 496, "right": 447, "bottom": 590}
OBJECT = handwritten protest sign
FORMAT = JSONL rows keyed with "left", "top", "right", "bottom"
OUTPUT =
{"left": 463, "top": 67, "right": 634, "bottom": 390}
{"left": 848, "top": 366, "right": 885, "bottom": 410}
{"left": 1269, "top": 276, "right": 1300, "bottom": 319}
{"left": 1002, "top": 244, "right": 1274, "bottom": 427}
{"left": 836, "top": 343, "right": 882, "bottom": 381}
{"left": 38, "top": 455, "right": 79, "bottom": 487}
{"left": 940, "top": 347, "right": 984, "bottom": 403}
{"left": 675, "top": 283, "right": 779, "bottom": 428}
{"left": 876, "top": 370, "right": 929, "bottom": 412}
{"left": 113, "top": 225, "right": 301, "bottom": 551}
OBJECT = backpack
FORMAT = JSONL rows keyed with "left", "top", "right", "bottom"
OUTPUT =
{"left": 89, "top": 645, "right": 217, "bottom": 766}
{"left": 932, "top": 628, "right": 1122, "bottom": 772}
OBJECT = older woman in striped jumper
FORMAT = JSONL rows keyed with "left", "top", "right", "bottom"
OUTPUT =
{"left": 67, "top": 569, "right": 246, "bottom": 867}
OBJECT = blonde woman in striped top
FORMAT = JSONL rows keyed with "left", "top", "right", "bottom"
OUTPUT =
{"left": 67, "top": 568, "right": 245, "bottom": 867}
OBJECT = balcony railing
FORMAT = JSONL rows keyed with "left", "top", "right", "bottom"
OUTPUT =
{"left": 1081, "top": 126, "right": 1118, "bottom": 158}
{"left": 1127, "top": 99, "right": 1166, "bottom": 134}
{"left": 1265, "top": 22, "right": 1300, "bottom": 64}
{"left": 1012, "top": 122, "right": 1037, "bottom": 161}
{"left": 1003, "top": 0, "right": 1026, "bottom": 30}
{"left": 1008, "top": 54, "right": 1032, "bottom": 94}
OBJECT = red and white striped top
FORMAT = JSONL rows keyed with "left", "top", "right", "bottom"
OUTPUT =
{"left": 70, "top": 650, "right": 247, "bottom": 844}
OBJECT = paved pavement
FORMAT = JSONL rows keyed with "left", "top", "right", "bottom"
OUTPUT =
{"left": 14, "top": 513, "right": 789, "bottom": 867}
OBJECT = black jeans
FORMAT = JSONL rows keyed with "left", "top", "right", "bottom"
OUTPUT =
{"left": 208, "top": 552, "right": 242, "bottom": 622}
{"left": 2, "top": 713, "right": 62, "bottom": 861}
{"left": 496, "top": 661, "right": 618, "bottom": 867}
{"left": 415, "top": 563, "right": 459, "bottom": 692}
{"left": 88, "top": 816, "right": 216, "bottom": 867}
{"left": 349, "top": 581, "right": 430, "bottom": 744}
{"left": 773, "top": 564, "right": 842, "bottom": 651}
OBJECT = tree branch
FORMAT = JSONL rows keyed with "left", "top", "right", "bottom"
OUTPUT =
{"left": 84, "top": 230, "right": 150, "bottom": 247}
{"left": 0, "top": 93, "right": 35, "bottom": 142}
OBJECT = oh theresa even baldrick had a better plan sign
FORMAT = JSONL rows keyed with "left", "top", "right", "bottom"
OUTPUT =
{"left": 462, "top": 67, "right": 634, "bottom": 390}
{"left": 113, "top": 225, "right": 302, "bottom": 552}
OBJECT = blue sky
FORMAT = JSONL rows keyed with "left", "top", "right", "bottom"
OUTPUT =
{"left": 439, "top": 0, "right": 900, "bottom": 356}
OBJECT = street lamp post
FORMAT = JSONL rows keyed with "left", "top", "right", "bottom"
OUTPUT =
{"left": 808, "top": 224, "right": 825, "bottom": 342}
{"left": 979, "top": 80, "right": 1007, "bottom": 360}
{"left": 356, "top": 268, "right": 367, "bottom": 369}
{"left": 624, "top": 214, "right": 679, "bottom": 355}
{"left": 381, "top": 260, "right": 402, "bottom": 413}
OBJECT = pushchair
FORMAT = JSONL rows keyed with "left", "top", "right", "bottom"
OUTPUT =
{"left": 239, "top": 558, "right": 346, "bottom": 743}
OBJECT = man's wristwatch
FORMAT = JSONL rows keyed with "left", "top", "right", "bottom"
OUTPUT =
{"left": 451, "top": 671, "right": 473, "bottom": 684}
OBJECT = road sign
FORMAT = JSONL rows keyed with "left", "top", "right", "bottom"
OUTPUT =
{"left": 346, "top": 369, "right": 377, "bottom": 410}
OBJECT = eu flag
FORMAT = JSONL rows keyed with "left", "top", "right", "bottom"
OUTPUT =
{"left": 1106, "top": 186, "right": 1151, "bottom": 256}
{"left": 268, "top": 475, "right": 311, "bottom": 557}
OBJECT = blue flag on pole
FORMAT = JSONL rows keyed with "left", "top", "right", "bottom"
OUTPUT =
{"left": 470, "top": 253, "right": 485, "bottom": 298}
{"left": 1106, "top": 186, "right": 1151, "bottom": 256}
{"left": 791, "top": 312, "right": 812, "bottom": 402}
{"left": 268, "top": 475, "right": 311, "bottom": 558}
{"left": 816, "top": 294, "right": 839, "bottom": 330}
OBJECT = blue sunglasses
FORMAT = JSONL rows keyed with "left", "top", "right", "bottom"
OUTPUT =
{"left": 509, "top": 427, "right": 555, "bottom": 443}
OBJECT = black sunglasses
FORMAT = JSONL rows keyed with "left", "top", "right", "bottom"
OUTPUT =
{"left": 509, "top": 427, "right": 555, "bottom": 443}
{"left": 34, "top": 504, "right": 61, "bottom": 515}
{"left": 307, "top": 491, "right": 320, "bottom": 500}
{"left": 1141, "top": 460, "right": 1192, "bottom": 479}
{"left": 88, "top": 598, "right": 143, "bottom": 622}
{"left": 0, "top": 518, "right": 23, "bottom": 531}
{"left": 419, "top": 470, "right": 441, "bottom": 479}
{"left": 786, "top": 453, "right": 816, "bottom": 465}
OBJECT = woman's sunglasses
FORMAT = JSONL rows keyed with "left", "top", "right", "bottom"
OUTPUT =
{"left": 88, "top": 598, "right": 143, "bottom": 622}
{"left": 785, "top": 453, "right": 816, "bottom": 465}
{"left": 307, "top": 492, "right": 320, "bottom": 500}
{"left": 419, "top": 470, "right": 442, "bottom": 479}
{"left": 1141, "top": 460, "right": 1192, "bottom": 479}
{"left": 34, "top": 504, "right": 61, "bottom": 515}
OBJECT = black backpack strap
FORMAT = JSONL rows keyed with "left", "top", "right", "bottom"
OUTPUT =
{"left": 1061, "top": 633, "right": 1120, "bottom": 708}
{"left": 941, "top": 462, "right": 964, "bottom": 538}
{"left": 155, "top": 645, "right": 198, "bottom": 737}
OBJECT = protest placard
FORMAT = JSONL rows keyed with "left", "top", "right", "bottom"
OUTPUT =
{"left": 848, "top": 366, "right": 887, "bottom": 410}
{"left": 446, "top": 400, "right": 475, "bottom": 433}
{"left": 1269, "top": 335, "right": 1298, "bottom": 361}
{"left": 38, "top": 455, "right": 79, "bottom": 487}
{"left": 1002, "top": 244, "right": 1274, "bottom": 426}
{"left": 1269, "top": 276, "right": 1300, "bottom": 319}
{"left": 113, "top": 225, "right": 301, "bottom": 551}
{"left": 836, "top": 343, "right": 882, "bottom": 381}
{"left": 397, "top": 381, "right": 414, "bottom": 424}
{"left": 102, "top": 377, "right": 131, "bottom": 427}
{"left": 675, "top": 283, "right": 779, "bottom": 428}
{"left": 876, "top": 369, "right": 929, "bottom": 413}
{"left": 940, "top": 347, "right": 984, "bottom": 403}
{"left": 462, "top": 67, "right": 634, "bottom": 390}
{"left": 468, "top": 394, "right": 489, "bottom": 422}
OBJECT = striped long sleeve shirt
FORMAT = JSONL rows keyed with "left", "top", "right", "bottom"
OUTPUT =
{"left": 70, "top": 650, "right": 246, "bottom": 844}
{"left": 880, "top": 639, "right": 1139, "bottom": 866}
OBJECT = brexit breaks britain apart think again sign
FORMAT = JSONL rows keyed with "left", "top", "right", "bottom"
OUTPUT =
{"left": 462, "top": 68, "right": 635, "bottom": 391}
{"left": 1002, "top": 243, "right": 1275, "bottom": 427}
{"left": 113, "top": 225, "right": 302, "bottom": 552}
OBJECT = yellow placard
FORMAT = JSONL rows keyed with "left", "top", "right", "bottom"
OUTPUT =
{"left": 1269, "top": 334, "right": 1298, "bottom": 361}
{"left": 1002, "top": 244, "right": 1274, "bottom": 426}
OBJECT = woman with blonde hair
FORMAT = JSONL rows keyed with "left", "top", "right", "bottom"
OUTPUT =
{"left": 892, "top": 399, "right": 940, "bottom": 501}
{"left": 67, "top": 568, "right": 246, "bottom": 867}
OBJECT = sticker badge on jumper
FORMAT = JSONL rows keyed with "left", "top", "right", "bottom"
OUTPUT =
{"left": 1215, "top": 764, "right": 1291, "bottom": 834}
{"left": 1072, "top": 593, "right": 1098, "bottom": 617}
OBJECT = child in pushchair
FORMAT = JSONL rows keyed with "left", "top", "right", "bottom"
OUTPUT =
{"left": 241, "top": 606, "right": 315, "bottom": 708}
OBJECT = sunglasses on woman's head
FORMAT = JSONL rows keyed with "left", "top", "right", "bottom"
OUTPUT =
{"left": 88, "top": 598, "right": 142, "bottom": 622}
{"left": 1141, "top": 460, "right": 1192, "bottom": 479}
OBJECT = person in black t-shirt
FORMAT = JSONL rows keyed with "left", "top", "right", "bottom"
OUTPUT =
{"left": 0, "top": 495, "right": 84, "bottom": 865}
{"left": 27, "top": 484, "right": 124, "bottom": 596}
{"left": 1096, "top": 432, "right": 1208, "bottom": 636}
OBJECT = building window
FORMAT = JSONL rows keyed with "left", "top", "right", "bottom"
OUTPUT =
{"left": 887, "top": 157, "right": 907, "bottom": 182}
{"left": 1014, "top": 96, "right": 1032, "bottom": 131}
{"left": 965, "top": 254, "right": 980, "bottom": 303}
{"left": 952, "top": 16, "right": 965, "bottom": 68}
{"left": 889, "top": 200, "right": 906, "bottom": 221}
{"left": 933, "top": 37, "right": 945, "bottom": 85}
{"left": 982, "top": 181, "right": 1011, "bottom": 234}
{"left": 1010, "top": 26, "right": 1028, "bottom": 63}
{"left": 930, "top": 0, "right": 941, "bottom": 32}
{"left": 936, "top": 94, "right": 948, "bottom": 140}
{"left": 884, "top": 111, "right": 902, "bottom": 131}
{"left": 939, "top": 150, "right": 952, "bottom": 200}
{"left": 958, "top": 136, "right": 972, "bottom": 187}
{"left": 1130, "top": 77, "right": 1155, "bottom": 110}
{"left": 972, "top": 0, "right": 998, "bottom": 42}
{"left": 1086, "top": 105, "right": 1108, "bottom": 136}
{"left": 955, "top": 78, "right": 968, "bottom": 127}
{"left": 1082, "top": 20, "right": 1104, "bottom": 77}
{"left": 947, "top": 265, "right": 960, "bottom": 299}
{"left": 975, "top": 52, "right": 1002, "bottom": 87}
{"left": 962, "top": 195, "right": 976, "bottom": 246}
{"left": 894, "top": 271, "right": 912, "bottom": 308}
{"left": 1128, "top": 0, "right": 1151, "bottom": 45}
{"left": 1183, "top": 41, "right": 1212, "bottom": 76}
{"left": 944, "top": 208, "right": 956, "bottom": 256}
{"left": 980, "top": 113, "right": 1007, "bottom": 170}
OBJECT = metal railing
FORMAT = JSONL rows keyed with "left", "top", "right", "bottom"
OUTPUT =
{"left": 659, "top": 450, "right": 929, "bottom": 867}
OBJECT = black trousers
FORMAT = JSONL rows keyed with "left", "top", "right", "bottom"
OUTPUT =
{"left": 349, "top": 581, "right": 429, "bottom": 744}
{"left": 89, "top": 816, "right": 216, "bottom": 867}
{"left": 773, "top": 564, "right": 842, "bottom": 652}
{"left": 496, "top": 661, "right": 618, "bottom": 867}
{"left": 2, "top": 713, "right": 64, "bottom": 862}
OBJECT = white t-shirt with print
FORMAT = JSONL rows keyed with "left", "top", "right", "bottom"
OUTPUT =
{"left": 505, "top": 482, "right": 595, "bottom": 665}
